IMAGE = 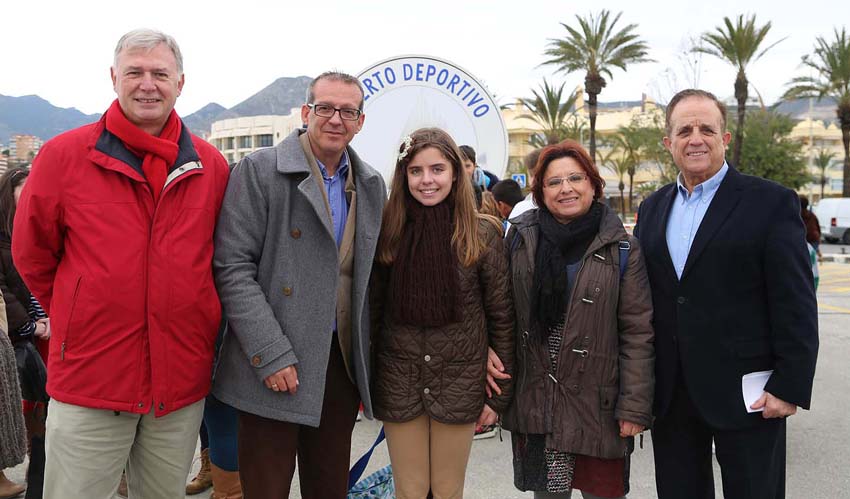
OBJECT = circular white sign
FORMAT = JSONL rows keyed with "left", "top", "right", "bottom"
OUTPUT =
{"left": 352, "top": 55, "right": 509, "bottom": 183}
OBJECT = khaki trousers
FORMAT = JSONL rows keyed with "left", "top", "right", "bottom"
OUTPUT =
{"left": 43, "top": 398, "right": 204, "bottom": 499}
{"left": 383, "top": 414, "right": 475, "bottom": 499}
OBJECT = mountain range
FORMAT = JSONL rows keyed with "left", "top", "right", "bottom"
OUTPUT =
{"left": 0, "top": 75, "right": 312, "bottom": 145}
{"left": 0, "top": 76, "right": 840, "bottom": 145}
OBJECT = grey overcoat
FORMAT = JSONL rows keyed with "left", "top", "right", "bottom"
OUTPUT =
{"left": 212, "top": 129, "right": 387, "bottom": 426}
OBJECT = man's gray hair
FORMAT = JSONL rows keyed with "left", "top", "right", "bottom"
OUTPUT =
{"left": 306, "top": 71, "right": 365, "bottom": 110}
{"left": 113, "top": 28, "right": 184, "bottom": 75}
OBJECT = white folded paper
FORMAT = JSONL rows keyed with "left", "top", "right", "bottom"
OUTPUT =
{"left": 742, "top": 370, "right": 774, "bottom": 413}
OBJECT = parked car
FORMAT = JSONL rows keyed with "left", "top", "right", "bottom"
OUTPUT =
{"left": 813, "top": 197, "right": 850, "bottom": 244}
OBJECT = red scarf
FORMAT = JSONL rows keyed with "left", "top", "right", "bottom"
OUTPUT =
{"left": 104, "top": 99, "right": 181, "bottom": 204}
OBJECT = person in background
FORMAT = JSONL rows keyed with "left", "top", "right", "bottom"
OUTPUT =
{"left": 185, "top": 424, "right": 212, "bottom": 495}
{"left": 479, "top": 191, "right": 501, "bottom": 219}
{"left": 459, "top": 145, "right": 499, "bottom": 193}
{"left": 497, "top": 139, "right": 653, "bottom": 498}
{"left": 460, "top": 144, "right": 507, "bottom": 440}
{"left": 0, "top": 167, "right": 49, "bottom": 499}
{"left": 371, "top": 128, "right": 514, "bottom": 497}
{"left": 506, "top": 148, "right": 543, "bottom": 232}
{"left": 13, "top": 29, "right": 230, "bottom": 499}
{"left": 492, "top": 179, "right": 525, "bottom": 230}
{"left": 0, "top": 290, "right": 26, "bottom": 499}
{"left": 800, "top": 195, "right": 821, "bottom": 255}
{"left": 807, "top": 243, "right": 819, "bottom": 290}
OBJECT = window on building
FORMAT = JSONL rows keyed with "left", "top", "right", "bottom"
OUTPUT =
{"left": 256, "top": 134, "right": 273, "bottom": 147}
{"left": 223, "top": 137, "right": 234, "bottom": 150}
{"left": 831, "top": 178, "right": 843, "bottom": 191}
{"left": 239, "top": 136, "right": 252, "bottom": 148}
{"left": 226, "top": 153, "right": 234, "bottom": 164}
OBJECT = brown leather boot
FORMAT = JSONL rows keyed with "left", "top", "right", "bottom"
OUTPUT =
{"left": 117, "top": 471, "right": 128, "bottom": 497}
{"left": 0, "top": 471, "right": 26, "bottom": 499}
{"left": 210, "top": 463, "right": 242, "bottom": 499}
{"left": 185, "top": 448, "right": 212, "bottom": 495}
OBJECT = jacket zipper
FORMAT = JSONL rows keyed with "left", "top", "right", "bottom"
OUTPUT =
{"left": 61, "top": 276, "right": 83, "bottom": 360}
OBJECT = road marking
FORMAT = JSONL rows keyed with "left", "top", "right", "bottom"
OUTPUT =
{"left": 818, "top": 303, "right": 850, "bottom": 314}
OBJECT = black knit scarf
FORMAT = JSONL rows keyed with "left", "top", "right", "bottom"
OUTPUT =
{"left": 389, "top": 195, "right": 461, "bottom": 327}
{"left": 532, "top": 202, "right": 603, "bottom": 338}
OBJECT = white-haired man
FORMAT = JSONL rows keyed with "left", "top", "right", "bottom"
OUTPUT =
{"left": 13, "top": 29, "right": 229, "bottom": 499}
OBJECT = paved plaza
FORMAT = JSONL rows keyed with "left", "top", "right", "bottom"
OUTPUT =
{"left": 7, "top": 262, "right": 850, "bottom": 498}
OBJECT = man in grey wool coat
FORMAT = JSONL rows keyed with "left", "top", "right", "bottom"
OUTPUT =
{"left": 212, "top": 71, "right": 387, "bottom": 498}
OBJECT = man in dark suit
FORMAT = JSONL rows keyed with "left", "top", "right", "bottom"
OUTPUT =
{"left": 634, "top": 89, "right": 818, "bottom": 499}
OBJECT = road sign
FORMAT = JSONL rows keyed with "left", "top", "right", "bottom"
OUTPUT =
{"left": 511, "top": 173, "right": 527, "bottom": 189}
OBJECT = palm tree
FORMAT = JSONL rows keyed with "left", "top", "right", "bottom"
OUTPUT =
{"left": 695, "top": 14, "right": 784, "bottom": 168}
{"left": 611, "top": 124, "right": 653, "bottom": 212}
{"left": 599, "top": 147, "right": 629, "bottom": 217}
{"left": 543, "top": 10, "right": 652, "bottom": 164}
{"left": 518, "top": 79, "right": 579, "bottom": 147}
{"left": 784, "top": 28, "right": 850, "bottom": 196}
{"left": 562, "top": 115, "right": 587, "bottom": 142}
{"left": 814, "top": 149, "right": 837, "bottom": 200}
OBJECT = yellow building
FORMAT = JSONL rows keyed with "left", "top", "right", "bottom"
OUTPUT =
{"left": 789, "top": 118, "right": 845, "bottom": 202}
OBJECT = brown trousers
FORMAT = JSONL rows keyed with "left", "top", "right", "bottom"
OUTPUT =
{"left": 238, "top": 335, "right": 360, "bottom": 499}
{"left": 383, "top": 414, "right": 475, "bottom": 499}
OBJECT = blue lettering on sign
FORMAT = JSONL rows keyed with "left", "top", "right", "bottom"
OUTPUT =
{"left": 474, "top": 104, "right": 489, "bottom": 117}
{"left": 447, "top": 74, "right": 460, "bottom": 93}
{"left": 362, "top": 77, "right": 378, "bottom": 101}
{"left": 426, "top": 64, "right": 437, "bottom": 81}
{"left": 371, "top": 71, "right": 385, "bottom": 89}
{"left": 360, "top": 61, "right": 492, "bottom": 117}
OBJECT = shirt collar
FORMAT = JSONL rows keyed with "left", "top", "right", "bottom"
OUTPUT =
{"left": 316, "top": 150, "right": 350, "bottom": 181}
{"left": 675, "top": 161, "right": 729, "bottom": 199}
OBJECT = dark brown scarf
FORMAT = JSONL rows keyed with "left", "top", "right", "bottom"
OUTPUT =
{"left": 389, "top": 195, "right": 461, "bottom": 327}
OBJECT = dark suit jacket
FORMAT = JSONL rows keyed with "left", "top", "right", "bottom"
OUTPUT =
{"left": 635, "top": 166, "right": 818, "bottom": 430}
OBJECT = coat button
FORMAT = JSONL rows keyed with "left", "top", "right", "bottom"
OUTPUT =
{"left": 424, "top": 355, "right": 431, "bottom": 362}
{"left": 677, "top": 296, "right": 686, "bottom": 305}
{"left": 158, "top": 403, "right": 165, "bottom": 410}
{"left": 137, "top": 402, "right": 144, "bottom": 408}
{"left": 291, "top": 229, "right": 301, "bottom": 239}
{"left": 423, "top": 388, "right": 430, "bottom": 395}
{"left": 283, "top": 287, "right": 292, "bottom": 296}
{"left": 251, "top": 355, "right": 262, "bottom": 366}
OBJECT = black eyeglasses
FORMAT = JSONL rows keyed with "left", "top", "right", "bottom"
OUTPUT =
{"left": 307, "top": 104, "right": 362, "bottom": 121}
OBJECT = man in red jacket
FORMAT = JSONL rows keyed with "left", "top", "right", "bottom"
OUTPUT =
{"left": 12, "top": 29, "right": 229, "bottom": 499}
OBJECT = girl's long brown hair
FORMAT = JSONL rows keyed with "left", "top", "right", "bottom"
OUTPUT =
{"left": 0, "top": 167, "right": 29, "bottom": 236}
{"left": 377, "top": 128, "right": 495, "bottom": 267}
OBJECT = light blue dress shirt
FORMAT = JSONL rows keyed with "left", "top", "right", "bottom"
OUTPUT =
{"left": 665, "top": 162, "right": 729, "bottom": 279}
{"left": 316, "top": 150, "right": 350, "bottom": 249}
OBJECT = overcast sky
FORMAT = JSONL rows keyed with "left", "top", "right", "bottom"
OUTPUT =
{"left": 2, "top": 0, "right": 846, "bottom": 117}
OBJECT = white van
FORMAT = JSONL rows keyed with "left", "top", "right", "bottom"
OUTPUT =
{"left": 813, "top": 198, "right": 850, "bottom": 244}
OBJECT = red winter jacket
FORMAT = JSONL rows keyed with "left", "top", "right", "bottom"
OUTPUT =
{"left": 13, "top": 118, "right": 229, "bottom": 416}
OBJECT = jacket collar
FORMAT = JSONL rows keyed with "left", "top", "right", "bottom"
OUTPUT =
{"left": 274, "top": 129, "right": 384, "bottom": 244}
{"left": 680, "top": 165, "right": 746, "bottom": 280}
{"left": 91, "top": 117, "right": 200, "bottom": 178}
{"left": 275, "top": 129, "right": 383, "bottom": 185}
{"left": 512, "top": 203, "right": 627, "bottom": 252}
